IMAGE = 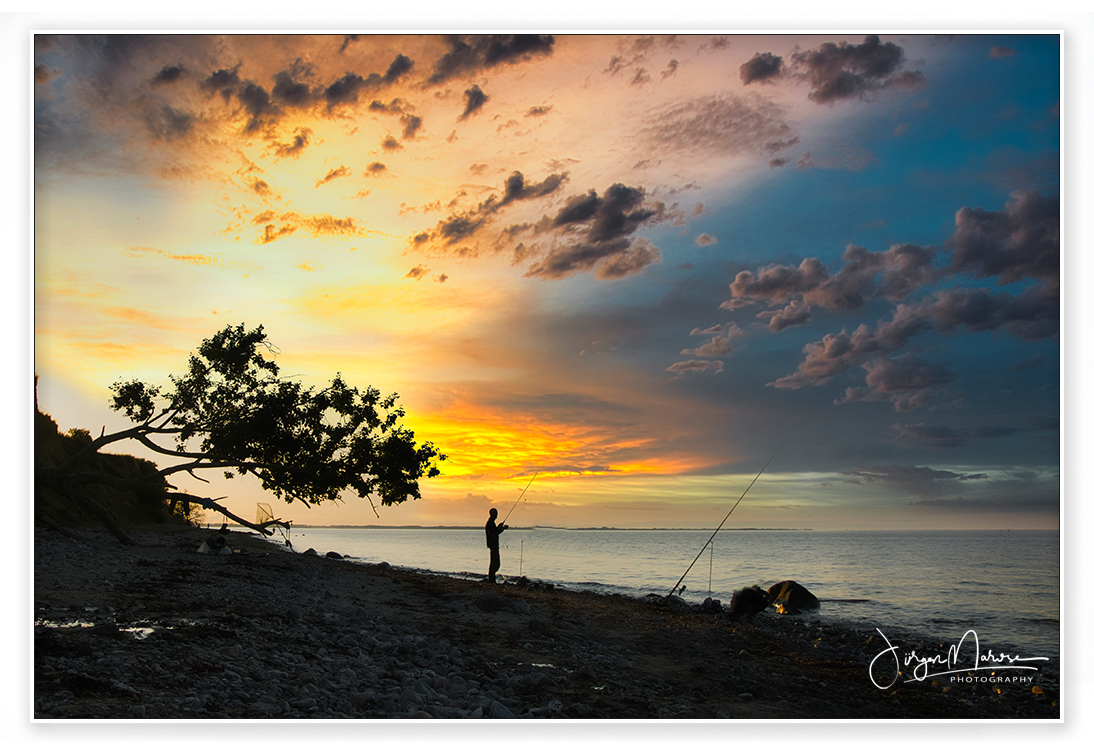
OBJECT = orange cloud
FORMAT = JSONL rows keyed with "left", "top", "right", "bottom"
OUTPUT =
{"left": 314, "top": 165, "right": 351, "bottom": 187}
{"left": 123, "top": 246, "right": 247, "bottom": 270}
{"left": 102, "top": 307, "right": 189, "bottom": 329}
{"left": 250, "top": 211, "right": 393, "bottom": 244}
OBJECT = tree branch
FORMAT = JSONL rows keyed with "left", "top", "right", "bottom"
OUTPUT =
{"left": 132, "top": 433, "right": 206, "bottom": 460}
{"left": 53, "top": 424, "right": 145, "bottom": 474}
{"left": 54, "top": 421, "right": 187, "bottom": 475}
{"left": 166, "top": 492, "right": 291, "bottom": 536}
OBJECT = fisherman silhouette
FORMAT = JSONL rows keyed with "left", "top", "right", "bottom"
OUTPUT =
{"left": 485, "top": 507, "right": 508, "bottom": 583}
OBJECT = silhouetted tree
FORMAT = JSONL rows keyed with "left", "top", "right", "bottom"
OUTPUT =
{"left": 35, "top": 324, "right": 445, "bottom": 543}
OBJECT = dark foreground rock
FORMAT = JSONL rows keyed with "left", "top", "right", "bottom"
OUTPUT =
{"left": 33, "top": 526, "right": 1059, "bottom": 719}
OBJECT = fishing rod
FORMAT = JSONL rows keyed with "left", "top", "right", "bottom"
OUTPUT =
{"left": 501, "top": 470, "right": 539, "bottom": 525}
{"left": 667, "top": 442, "right": 786, "bottom": 597}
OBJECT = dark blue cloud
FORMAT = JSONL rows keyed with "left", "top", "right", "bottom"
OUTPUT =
{"left": 427, "top": 34, "right": 554, "bottom": 86}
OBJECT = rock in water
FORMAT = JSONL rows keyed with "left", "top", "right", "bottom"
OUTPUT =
{"left": 766, "top": 580, "right": 820, "bottom": 614}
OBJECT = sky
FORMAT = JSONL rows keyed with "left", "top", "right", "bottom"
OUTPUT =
{"left": 31, "top": 31, "right": 1063, "bottom": 530}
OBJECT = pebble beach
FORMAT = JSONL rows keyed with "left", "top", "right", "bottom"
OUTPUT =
{"left": 33, "top": 524, "right": 1061, "bottom": 721}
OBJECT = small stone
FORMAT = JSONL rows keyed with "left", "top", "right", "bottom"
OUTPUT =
{"left": 489, "top": 699, "right": 517, "bottom": 718}
{"left": 566, "top": 702, "right": 592, "bottom": 717}
{"left": 398, "top": 688, "right": 423, "bottom": 709}
{"left": 350, "top": 691, "right": 376, "bottom": 708}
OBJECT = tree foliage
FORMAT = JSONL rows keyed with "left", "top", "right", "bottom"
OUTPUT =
{"left": 37, "top": 324, "right": 445, "bottom": 541}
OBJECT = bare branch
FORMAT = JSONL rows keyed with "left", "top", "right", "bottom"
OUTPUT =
{"left": 167, "top": 492, "right": 291, "bottom": 536}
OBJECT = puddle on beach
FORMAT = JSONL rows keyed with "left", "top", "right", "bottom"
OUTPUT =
{"left": 35, "top": 617, "right": 196, "bottom": 640}
{"left": 121, "top": 627, "right": 157, "bottom": 640}
{"left": 34, "top": 619, "right": 95, "bottom": 630}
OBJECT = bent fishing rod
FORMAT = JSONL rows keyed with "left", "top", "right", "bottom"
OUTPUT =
{"left": 667, "top": 442, "right": 786, "bottom": 597}
{"left": 501, "top": 470, "right": 539, "bottom": 526}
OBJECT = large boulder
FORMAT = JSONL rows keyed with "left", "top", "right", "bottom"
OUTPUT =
{"left": 766, "top": 580, "right": 820, "bottom": 614}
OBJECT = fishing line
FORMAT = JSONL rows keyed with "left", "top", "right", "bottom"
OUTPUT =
{"left": 667, "top": 442, "right": 786, "bottom": 598}
{"left": 500, "top": 470, "right": 539, "bottom": 525}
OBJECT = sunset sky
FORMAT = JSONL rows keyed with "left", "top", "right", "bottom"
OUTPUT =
{"left": 32, "top": 32, "right": 1062, "bottom": 530}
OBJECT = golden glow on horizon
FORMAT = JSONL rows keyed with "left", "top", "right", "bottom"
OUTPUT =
{"left": 419, "top": 401, "right": 720, "bottom": 483}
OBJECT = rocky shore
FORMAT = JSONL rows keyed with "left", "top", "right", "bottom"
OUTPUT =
{"left": 33, "top": 525, "right": 1060, "bottom": 720}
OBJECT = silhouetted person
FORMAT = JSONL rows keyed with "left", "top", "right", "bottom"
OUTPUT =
{"left": 485, "top": 507, "right": 508, "bottom": 583}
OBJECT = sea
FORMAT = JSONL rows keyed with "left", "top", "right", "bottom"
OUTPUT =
{"left": 268, "top": 527, "right": 1060, "bottom": 661}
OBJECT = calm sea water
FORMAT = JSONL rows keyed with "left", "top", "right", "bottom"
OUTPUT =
{"left": 271, "top": 527, "right": 1060, "bottom": 659}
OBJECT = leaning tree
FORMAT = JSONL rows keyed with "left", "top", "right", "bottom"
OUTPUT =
{"left": 35, "top": 324, "right": 445, "bottom": 544}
